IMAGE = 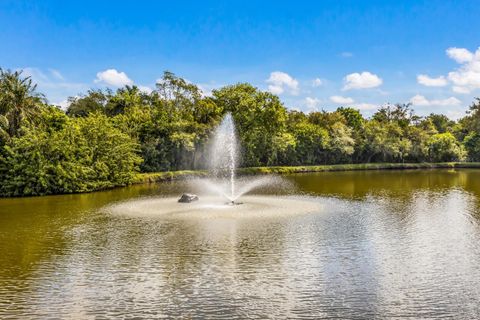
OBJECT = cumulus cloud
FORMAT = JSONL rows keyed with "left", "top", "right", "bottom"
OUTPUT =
{"left": 266, "top": 71, "right": 299, "bottom": 95}
{"left": 138, "top": 85, "right": 153, "bottom": 94}
{"left": 417, "top": 74, "right": 447, "bottom": 87}
{"left": 409, "top": 94, "right": 461, "bottom": 107}
{"left": 452, "top": 86, "right": 471, "bottom": 94}
{"left": 445, "top": 47, "right": 480, "bottom": 93}
{"left": 305, "top": 97, "right": 321, "bottom": 109}
{"left": 330, "top": 95, "right": 354, "bottom": 104}
{"left": 446, "top": 110, "right": 466, "bottom": 121}
{"left": 410, "top": 95, "right": 430, "bottom": 106}
{"left": 312, "top": 78, "right": 323, "bottom": 87}
{"left": 52, "top": 99, "right": 71, "bottom": 110}
{"left": 446, "top": 47, "right": 474, "bottom": 63}
{"left": 343, "top": 71, "right": 382, "bottom": 90}
{"left": 355, "top": 103, "right": 378, "bottom": 110}
{"left": 95, "top": 69, "right": 133, "bottom": 87}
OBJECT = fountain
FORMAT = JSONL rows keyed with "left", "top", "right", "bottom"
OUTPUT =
{"left": 194, "top": 112, "right": 290, "bottom": 204}
{"left": 106, "top": 113, "right": 321, "bottom": 219}
{"left": 208, "top": 113, "right": 239, "bottom": 204}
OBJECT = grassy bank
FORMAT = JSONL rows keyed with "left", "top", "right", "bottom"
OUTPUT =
{"left": 133, "top": 170, "right": 209, "bottom": 184}
{"left": 136, "top": 162, "right": 480, "bottom": 183}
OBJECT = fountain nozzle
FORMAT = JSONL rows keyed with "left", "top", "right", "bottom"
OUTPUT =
{"left": 225, "top": 200, "right": 243, "bottom": 206}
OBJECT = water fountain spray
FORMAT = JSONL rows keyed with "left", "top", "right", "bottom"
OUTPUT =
{"left": 179, "top": 112, "right": 292, "bottom": 205}
{"left": 210, "top": 113, "right": 238, "bottom": 204}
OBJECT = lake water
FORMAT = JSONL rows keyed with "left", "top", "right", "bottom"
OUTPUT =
{"left": 1, "top": 169, "right": 480, "bottom": 318}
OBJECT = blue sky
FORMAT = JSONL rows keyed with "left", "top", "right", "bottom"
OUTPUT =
{"left": 1, "top": 0, "right": 479, "bottom": 119}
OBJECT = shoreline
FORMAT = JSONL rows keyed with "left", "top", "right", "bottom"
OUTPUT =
{"left": 135, "top": 162, "right": 480, "bottom": 184}
{"left": 2, "top": 162, "right": 480, "bottom": 199}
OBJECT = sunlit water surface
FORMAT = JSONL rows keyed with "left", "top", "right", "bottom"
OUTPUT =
{"left": 1, "top": 170, "right": 480, "bottom": 318}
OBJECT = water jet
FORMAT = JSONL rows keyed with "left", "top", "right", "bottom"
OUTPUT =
{"left": 107, "top": 113, "right": 320, "bottom": 219}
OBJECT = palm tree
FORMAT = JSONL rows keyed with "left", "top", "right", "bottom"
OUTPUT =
{"left": 0, "top": 69, "right": 45, "bottom": 138}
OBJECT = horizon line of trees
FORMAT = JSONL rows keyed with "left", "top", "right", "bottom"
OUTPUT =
{"left": 1, "top": 68, "right": 480, "bottom": 196}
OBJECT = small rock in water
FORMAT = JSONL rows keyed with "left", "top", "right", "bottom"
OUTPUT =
{"left": 178, "top": 193, "right": 199, "bottom": 203}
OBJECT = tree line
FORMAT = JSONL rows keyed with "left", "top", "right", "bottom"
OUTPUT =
{"left": 1, "top": 68, "right": 480, "bottom": 196}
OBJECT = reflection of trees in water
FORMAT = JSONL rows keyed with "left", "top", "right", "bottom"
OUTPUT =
{"left": 285, "top": 170, "right": 480, "bottom": 317}
{"left": 289, "top": 169, "right": 480, "bottom": 200}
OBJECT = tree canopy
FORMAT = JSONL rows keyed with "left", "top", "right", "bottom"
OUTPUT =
{"left": 0, "top": 69, "right": 479, "bottom": 196}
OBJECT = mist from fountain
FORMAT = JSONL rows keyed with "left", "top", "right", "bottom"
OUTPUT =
{"left": 209, "top": 113, "right": 238, "bottom": 202}
{"left": 204, "top": 113, "right": 287, "bottom": 203}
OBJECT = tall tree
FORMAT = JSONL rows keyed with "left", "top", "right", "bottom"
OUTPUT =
{"left": 427, "top": 113, "right": 455, "bottom": 133}
{"left": 0, "top": 69, "right": 45, "bottom": 138}
{"left": 66, "top": 89, "right": 109, "bottom": 117}
{"left": 212, "top": 83, "right": 292, "bottom": 166}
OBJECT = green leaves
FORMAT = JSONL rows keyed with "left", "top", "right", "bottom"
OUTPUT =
{"left": 427, "top": 132, "right": 465, "bottom": 162}
{"left": 0, "top": 69, "right": 45, "bottom": 137}
{"left": 0, "top": 115, "right": 8, "bottom": 142}
{"left": 0, "top": 111, "right": 142, "bottom": 196}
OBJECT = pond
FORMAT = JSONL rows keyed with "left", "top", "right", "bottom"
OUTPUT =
{"left": 1, "top": 169, "right": 480, "bottom": 318}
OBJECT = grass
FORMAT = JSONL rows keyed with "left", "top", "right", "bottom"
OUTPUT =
{"left": 133, "top": 170, "right": 209, "bottom": 184}
{"left": 135, "top": 162, "right": 480, "bottom": 183}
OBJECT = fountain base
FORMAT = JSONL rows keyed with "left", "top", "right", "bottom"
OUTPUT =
{"left": 106, "top": 195, "right": 320, "bottom": 219}
{"left": 226, "top": 201, "right": 243, "bottom": 206}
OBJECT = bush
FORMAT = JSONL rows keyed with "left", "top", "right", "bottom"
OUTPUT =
{"left": 427, "top": 133, "right": 465, "bottom": 162}
{"left": 464, "top": 132, "right": 480, "bottom": 161}
{"left": 0, "top": 112, "right": 142, "bottom": 196}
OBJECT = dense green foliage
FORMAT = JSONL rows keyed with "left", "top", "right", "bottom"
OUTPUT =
{"left": 0, "top": 107, "right": 141, "bottom": 196}
{"left": 1, "top": 68, "right": 479, "bottom": 196}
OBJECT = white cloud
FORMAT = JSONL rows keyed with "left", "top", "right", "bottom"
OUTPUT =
{"left": 417, "top": 74, "right": 447, "bottom": 87}
{"left": 446, "top": 47, "right": 474, "bottom": 63}
{"left": 330, "top": 95, "right": 354, "bottom": 104}
{"left": 341, "top": 52, "right": 353, "bottom": 58}
{"left": 138, "top": 85, "right": 153, "bottom": 94}
{"left": 305, "top": 97, "right": 321, "bottom": 109}
{"left": 197, "top": 85, "right": 212, "bottom": 97}
{"left": 19, "top": 67, "right": 87, "bottom": 106}
{"left": 409, "top": 94, "right": 461, "bottom": 107}
{"left": 446, "top": 110, "right": 466, "bottom": 121}
{"left": 49, "top": 69, "right": 64, "bottom": 80}
{"left": 446, "top": 47, "right": 480, "bottom": 93}
{"left": 22, "top": 67, "right": 49, "bottom": 82}
{"left": 52, "top": 99, "right": 70, "bottom": 110}
{"left": 312, "top": 78, "right": 323, "bottom": 87}
{"left": 355, "top": 103, "right": 378, "bottom": 110}
{"left": 343, "top": 71, "right": 383, "bottom": 90}
{"left": 266, "top": 71, "right": 299, "bottom": 95}
{"left": 95, "top": 69, "right": 133, "bottom": 87}
{"left": 437, "top": 97, "right": 462, "bottom": 106}
{"left": 197, "top": 82, "right": 223, "bottom": 97}
{"left": 452, "top": 86, "right": 471, "bottom": 94}
{"left": 410, "top": 95, "right": 430, "bottom": 106}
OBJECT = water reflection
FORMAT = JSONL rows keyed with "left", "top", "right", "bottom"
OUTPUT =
{"left": 1, "top": 170, "right": 480, "bottom": 318}
{"left": 287, "top": 169, "right": 480, "bottom": 198}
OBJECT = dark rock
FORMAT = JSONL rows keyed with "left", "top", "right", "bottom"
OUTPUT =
{"left": 178, "top": 193, "right": 199, "bottom": 203}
